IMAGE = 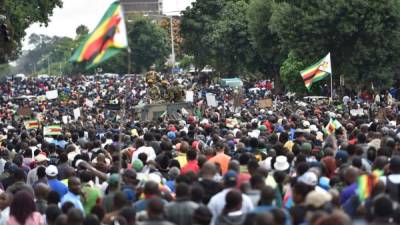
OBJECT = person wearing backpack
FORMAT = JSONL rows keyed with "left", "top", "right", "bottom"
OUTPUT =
{"left": 380, "top": 156, "right": 400, "bottom": 202}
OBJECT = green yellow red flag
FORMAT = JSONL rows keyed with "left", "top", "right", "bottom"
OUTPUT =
{"left": 300, "top": 53, "right": 332, "bottom": 90}
{"left": 70, "top": 1, "right": 128, "bottom": 69}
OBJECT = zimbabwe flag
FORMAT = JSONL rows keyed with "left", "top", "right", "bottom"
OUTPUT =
{"left": 24, "top": 120, "right": 39, "bottom": 130}
{"left": 300, "top": 53, "right": 332, "bottom": 90}
{"left": 43, "top": 125, "right": 62, "bottom": 136}
{"left": 70, "top": 1, "right": 128, "bottom": 69}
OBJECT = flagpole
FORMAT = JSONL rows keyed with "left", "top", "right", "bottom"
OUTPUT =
{"left": 330, "top": 72, "right": 333, "bottom": 102}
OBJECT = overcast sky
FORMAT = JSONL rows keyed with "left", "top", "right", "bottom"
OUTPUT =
{"left": 24, "top": 0, "right": 194, "bottom": 49}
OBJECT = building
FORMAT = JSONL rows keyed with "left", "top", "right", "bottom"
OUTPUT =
{"left": 121, "top": 0, "right": 162, "bottom": 14}
{"left": 121, "top": 0, "right": 195, "bottom": 15}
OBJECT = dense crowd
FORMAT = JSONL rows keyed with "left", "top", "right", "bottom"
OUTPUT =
{"left": 0, "top": 74, "right": 398, "bottom": 225}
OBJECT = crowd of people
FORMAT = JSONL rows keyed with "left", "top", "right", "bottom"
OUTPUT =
{"left": 0, "top": 73, "right": 398, "bottom": 225}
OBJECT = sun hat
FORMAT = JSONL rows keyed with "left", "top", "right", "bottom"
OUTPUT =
{"left": 305, "top": 190, "right": 332, "bottom": 208}
{"left": 274, "top": 156, "right": 289, "bottom": 171}
{"left": 35, "top": 154, "right": 50, "bottom": 163}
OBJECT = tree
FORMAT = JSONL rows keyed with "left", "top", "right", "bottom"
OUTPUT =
{"left": 270, "top": 0, "right": 400, "bottom": 90}
{"left": 128, "top": 17, "right": 169, "bottom": 73}
{"left": 180, "top": 0, "right": 227, "bottom": 70}
{"left": 0, "top": 0, "right": 62, "bottom": 63}
{"left": 247, "top": 0, "right": 287, "bottom": 92}
{"left": 207, "top": 0, "right": 256, "bottom": 76}
{"left": 75, "top": 25, "right": 89, "bottom": 38}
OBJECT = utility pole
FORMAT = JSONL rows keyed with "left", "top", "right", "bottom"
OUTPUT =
{"left": 169, "top": 16, "right": 175, "bottom": 72}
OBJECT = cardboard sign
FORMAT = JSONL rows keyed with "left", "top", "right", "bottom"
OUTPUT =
{"left": 206, "top": 93, "right": 218, "bottom": 107}
{"left": 258, "top": 99, "right": 273, "bottom": 108}
{"left": 46, "top": 90, "right": 58, "bottom": 100}
{"left": 73, "top": 108, "right": 81, "bottom": 121}
{"left": 185, "top": 91, "right": 194, "bottom": 102}
{"left": 17, "top": 107, "right": 32, "bottom": 116}
{"left": 350, "top": 109, "right": 364, "bottom": 117}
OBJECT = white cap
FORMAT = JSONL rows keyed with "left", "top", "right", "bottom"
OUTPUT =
{"left": 45, "top": 165, "right": 58, "bottom": 177}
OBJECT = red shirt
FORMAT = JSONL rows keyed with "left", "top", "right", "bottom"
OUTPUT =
{"left": 181, "top": 160, "right": 199, "bottom": 174}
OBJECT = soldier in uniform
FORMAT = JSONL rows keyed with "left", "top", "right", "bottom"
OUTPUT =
{"left": 159, "top": 80, "right": 170, "bottom": 102}
{"left": 170, "top": 81, "right": 184, "bottom": 102}
{"left": 147, "top": 79, "right": 161, "bottom": 103}
{"left": 145, "top": 66, "right": 160, "bottom": 84}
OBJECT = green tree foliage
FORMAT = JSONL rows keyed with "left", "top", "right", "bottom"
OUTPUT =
{"left": 247, "top": 0, "right": 286, "bottom": 90}
{"left": 128, "top": 17, "right": 169, "bottom": 73}
{"left": 180, "top": 0, "right": 227, "bottom": 70}
{"left": 207, "top": 0, "right": 256, "bottom": 76}
{"left": 270, "top": 0, "right": 400, "bottom": 89}
{"left": 0, "top": 0, "right": 62, "bottom": 63}
{"left": 280, "top": 52, "right": 307, "bottom": 94}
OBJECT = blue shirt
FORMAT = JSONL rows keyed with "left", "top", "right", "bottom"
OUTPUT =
{"left": 48, "top": 179, "right": 68, "bottom": 198}
{"left": 61, "top": 191, "right": 84, "bottom": 214}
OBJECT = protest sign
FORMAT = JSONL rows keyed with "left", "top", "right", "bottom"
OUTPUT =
{"left": 46, "top": 90, "right": 58, "bottom": 100}
{"left": 258, "top": 99, "right": 273, "bottom": 108}
{"left": 185, "top": 91, "right": 194, "bottom": 102}
{"left": 206, "top": 93, "right": 218, "bottom": 107}
{"left": 73, "top": 108, "right": 81, "bottom": 121}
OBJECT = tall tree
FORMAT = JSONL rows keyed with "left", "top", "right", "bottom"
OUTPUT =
{"left": 128, "top": 17, "right": 169, "bottom": 73}
{"left": 247, "top": 0, "right": 287, "bottom": 91}
{"left": 207, "top": 0, "right": 256, "bottom": 76}
{"left": 180, "top": 0, "right": 227, "bottom": 70}
{"left": 0, "top": 0, "right": 62, "bottom": 63}
{"left": 270, "top": 0, "right": 400, "bottom": 90}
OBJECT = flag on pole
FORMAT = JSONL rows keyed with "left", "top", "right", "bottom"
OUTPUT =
{"left": 43, "top": 125, "right": 62, "bottom": 136}
{"left": 300, "top": 53, "right": 332, "bottom": 90}
{"left": 70, "top": 1, "right": 128, "bottom": 69}
{"left": 24, "top": 120, "right": 39, "bottom": 130}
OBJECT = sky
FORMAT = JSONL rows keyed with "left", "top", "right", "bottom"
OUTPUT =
{"left": 23, "top": 0, "right": 194, "bottom": 49}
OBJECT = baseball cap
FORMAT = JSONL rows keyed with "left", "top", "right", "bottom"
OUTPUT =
{"left": 224, "top": 170, "right": 238, "bottom": 185}
{"left": 298, "top": 171, "right": 318, "bottom": 186}
{"left": 132, "top": 159, "right": 144, "bottom": 171}
{"left": 335, "top": 150, "right": 349, "bottom": 162}
{"left": 45, "top": 165, "right": 58, "bottom": 177}
{"left": 107, "top": 174, "right": 120, "bottom": 186}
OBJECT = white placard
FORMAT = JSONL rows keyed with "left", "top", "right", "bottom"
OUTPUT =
{"left": 73, "top": 108, "right": 81, "bottom": 121}
{"left": 45, "top": 90, "right": 58, "bottom": 100}
{"left": 62, "top": 116, "right": 69, "bottom": 124}
{"left": 206, "top": 93, "right": 218, "bottom": 107}
{"left": 185, "top": 91, "right": 194, "bottom": 102}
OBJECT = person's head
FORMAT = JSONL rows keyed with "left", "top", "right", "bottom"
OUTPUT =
{"left": 192, "top": 206, "right": 212, "bottom": 225}
{"left": 55, "top": 214, "right": 68, "bottom": 225}
{"left": 47, "top": 191, "right": 60, "bottom": 205}
{"left": 190, "top": 185, "right": 205, "bottom": 204}
{"left": 67, "top": 208, "right": 84, "bottom": 225}
{"left": 175, "top": 182, "right": 190, "bottom": 199}
{"left": 344, "top": 166, "right": 359, "bottom": 184}
{"left": 223, "top": 189, "right": 242, "bottom": 214}
{"left": 292, "top": 182, "right": 312, "bottom": 204}
{"left": 68, "top": 177, "right": 82, "bottom": 195}
{"left": 10, "top": 191, "right": 37, "bottom": 225}
{"left": 146, "top": 198, "right": 165, "bottom": 219}
{"left": 389, "top": 156, "right": 400, "bottom": 174}
{"left": 228, "top": 160, "right": 240, "bottom": 173}
{"left": 45, "top": 204, "right": 62, "bottom": 225}
{"left": 37, "top": 166, "right": 47, "bottom": 179}
{"left": 372, "top": 195, "right": 394, "bottom": 219}
{"left": 258, "top": 185, "right": 275, "bottom": 206}
{"left": 215, "top": 142, "right": 225, "bottom": 153}
{"left": 113, "top": 191, "right": 129, "bottom": 211}
{"left": 200, "top": 162, "right": 217, "bottom": 179}
{"left": 223, "top": 170, "right": 238, "bottom": 188}
{"left": 119, "top": 206, "right": 136, "bottom": 225}
{"left": 83, "top": 214, "right": 101, "bottom": 225}
{"left": 0, "top": 192, "right": 12, "bottom": 210}
{"left": 187, "top": 149, "right": 197, "bottom": 161}
{"left": 143, "top": 181, "right": 160, "bottom": 197}
{"left": 46, "top": 165, "right": 58, "bottom": 179}
{"left": 34, "top": 182, "right": 51, "bottom": 200}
